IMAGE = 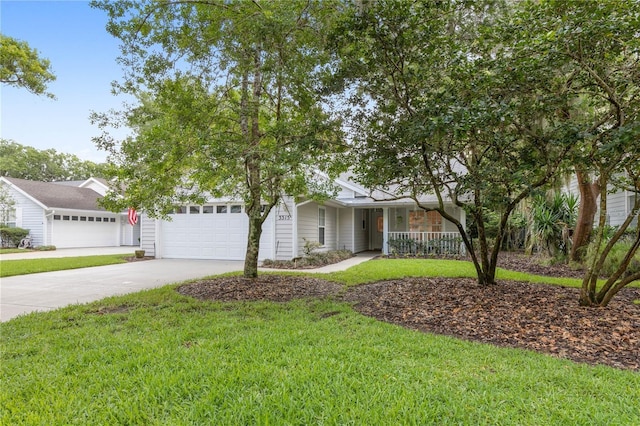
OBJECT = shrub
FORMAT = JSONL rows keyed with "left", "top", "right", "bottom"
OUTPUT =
{"left": 584, "top": 234, "right": 640, "bottom": 278}
{"left": 0, "top": 226, "right": 29, "bottom": 248}
{"left": 34, "top": 245, "right": 56, "bottom": 251}
{"left": 262, "top": 250, "right": 354, "bottom": 269}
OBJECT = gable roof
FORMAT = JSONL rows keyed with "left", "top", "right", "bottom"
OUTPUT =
{"left": 1, "top": 177, "right": 109, "bottom": 212}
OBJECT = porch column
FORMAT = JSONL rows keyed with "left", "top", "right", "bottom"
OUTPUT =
{"left": 382, "top": 207, "right": 389, "bottom": 255}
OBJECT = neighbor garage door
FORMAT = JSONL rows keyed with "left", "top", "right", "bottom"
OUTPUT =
{"left": 51, "top": 212, "right": 119, "bottom": 248}
{"left": 159, "top": 204, "right": 273, "bottom": 261}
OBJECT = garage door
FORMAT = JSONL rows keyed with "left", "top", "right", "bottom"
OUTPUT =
{"left": 51, "top": 212, "right": 119, "bottom": 248}
{"left": 160, "top": 204, "right": 273, "bottom": 261}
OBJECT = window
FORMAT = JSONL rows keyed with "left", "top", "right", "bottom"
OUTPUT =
{"left": 71, "top": 216, "right": 78, "bottom": 221}
{"left": 318, "top": 207, "right": 326, "bottom": 246}
{"left": 203, "top": 205, "right": 214, "bottom": 214}
{"left": 54, "top": 215, "right": 61, "bottom": 220}
{"left": 63, "top": 215, "right": 70, "bottom": 221}
{"left": 217, "top": 205, "right": 227, "bottom": 214}
{"left": 88, "top": 217, "right": 95, "bottom": 222}
{"left": 230, "top": 205, "right": 242, "bottom": 213}
{"left": 175, "top": 206, "right": 187, "bottom": 214}
{"left": 80, "top": 216, "right": 87, "bottom": 221}
{"left": 110, "top": 218, "right": 116, "bottom": 223}
{"left": 1, "top": 207, "right": 16, "bottom": 227}
{"left": 103, "top": 217, "right": 109, "bottom": 222}
{"left": 96, "top": 217, "right": 102, "bottom": 222}
{"left": 190, "top": 206, "right": 201, "bottom": 214}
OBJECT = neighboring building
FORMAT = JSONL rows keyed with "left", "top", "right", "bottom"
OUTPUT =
{"left": 0, "top": 177, "right": 139, "bottom": 248}
{"left": 564, "top": 176, "right": 639, "bottom": 228}
{"left": 140, "top": 174, "right": 466, "bottom": 261}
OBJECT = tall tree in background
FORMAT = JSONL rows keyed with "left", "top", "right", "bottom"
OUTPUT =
{"left": 0, "top": 139, "right": 107, "bottom": 181}
{"left": 505, "top": 0, "right": 640, "bottom": 306}
{"left": 92, "top": 0, "right": 345, "bottom": 277}
{"left": 0, "top": 34, "right": 56, "bottom": 98}
{"left": 331, "top": 0, "right": 574, "bottom": 286}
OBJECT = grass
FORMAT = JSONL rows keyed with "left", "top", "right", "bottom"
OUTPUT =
{"left": 0, "top": 254, "right": 132, "bottom": 277}
{"left": 324, "top": 258, "right": 593, "bottom": 287}
{"left": 2, "top": 285, "right": 639, "bottom": 425}
{"left": 0, "top": 248, "right": 27, "bottom": 255}
{"left": 2, "top": 256, "right": 639, "bottom": 424}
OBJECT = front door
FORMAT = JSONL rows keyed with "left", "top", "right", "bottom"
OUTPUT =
{"left": 371, "top": 209, "right": 384, "bottom": 249}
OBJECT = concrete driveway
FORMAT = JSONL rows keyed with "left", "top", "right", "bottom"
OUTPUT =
{"left": 1, "top": 248, "right": 377, "bottom": 322}
{"left": 0, "top": 258, "right": 244, "bottom": 322}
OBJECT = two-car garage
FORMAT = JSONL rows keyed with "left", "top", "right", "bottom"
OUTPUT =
{"left": 157, "top": 204, "right": 274, "bottom": 261}
{"left": 50, "top": 211, "right": 120, "bottom": 248}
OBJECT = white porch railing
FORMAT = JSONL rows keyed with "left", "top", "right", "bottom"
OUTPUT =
{"left": 387, "top": 232, "right": 465, "bottom": 255}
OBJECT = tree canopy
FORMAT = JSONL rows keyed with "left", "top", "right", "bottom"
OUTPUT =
{"left": 0, "top": 34, "right": 56, "bottom": 98}
{"left": 0, "top": 139, "right": 108, "bottom": 182}
{"left": 92, "top": 0, "right": 346, "bottom": 277}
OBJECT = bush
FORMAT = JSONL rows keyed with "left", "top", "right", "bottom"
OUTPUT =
{"left": 0, "top": 227, "right": 29, "bottom": 248}
{"left": 584, "top": 234, "right": 640, "bottom": 278}
{"left": 262, "top": 250, "right": 354, "bottom": 269}
{"left": 34, "top": 245, "right": 56, "bottom": 251}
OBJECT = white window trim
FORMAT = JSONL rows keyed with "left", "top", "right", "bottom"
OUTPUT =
{"left": 318, "top": 207, "right": 326, "bottom": 246}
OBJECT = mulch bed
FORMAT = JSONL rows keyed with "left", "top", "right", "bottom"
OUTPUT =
{"left": 177, "top": 254, "right": 640, "bottom": 372}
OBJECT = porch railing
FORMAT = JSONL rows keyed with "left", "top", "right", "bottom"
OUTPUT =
{"left": 387, "top": 232, "right": 464, "bottom": 256}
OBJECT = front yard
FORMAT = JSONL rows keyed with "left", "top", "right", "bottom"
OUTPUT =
{"left": 1, "top": 257, "right": 639, "bottom": 424}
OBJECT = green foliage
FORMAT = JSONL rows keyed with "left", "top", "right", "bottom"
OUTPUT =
{"left": 91, "top": 0, "right": 346, "bottom": 277}
{"left": 0, "top": 226, "right": 28, "bottom": 248}
{"left": 0, "top": 186, "right": 15, "bottom": 224}
{"left": 262, "top": 249, "right": 353, "bottom": 269}
{"left": 0, "top": 33, "right": 56, "bottom": 98}
{"left": 527, "top": 192, "right": 577, "bottom": 257}
{"left": 301, "top": 238, "right": 322, "bottom": 256}
{"left": 2, "top": 285, "right": 638, "bottom": 424}
{"left": 0, "top": 139, "right": 108, "bottom": 181}
{"left": 331, "top": 0, "right": 575, "bottom": 285}
{"left": 0, "top": 254, "right": 130, "bottom": 277}
{"left": 585, "top": 230, "right": 640, "bottom": 279}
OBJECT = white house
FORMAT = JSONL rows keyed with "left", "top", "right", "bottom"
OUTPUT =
{"left": 564, "top": 176, "right": 639, "bottom": 229}
{"left": 0, "top": 177, "right": 140, "bottom": 248}
{"left": 139, "top": 174, "right": 466, "bottom": 261}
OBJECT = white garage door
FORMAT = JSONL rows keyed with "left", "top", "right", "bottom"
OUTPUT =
{"left": 160, "top": 204, "right": 273, "bottom": 261}
{"left": 51, "top": 213, "right": 119, "bottom": 248}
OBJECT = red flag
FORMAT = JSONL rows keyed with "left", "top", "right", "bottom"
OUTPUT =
{"left": 128, "top": 208, "right": 138, "bottom": 226}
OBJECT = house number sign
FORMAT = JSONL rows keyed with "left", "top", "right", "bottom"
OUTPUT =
{"left": 277, "top": 215, "right": 292, "bottom": 221}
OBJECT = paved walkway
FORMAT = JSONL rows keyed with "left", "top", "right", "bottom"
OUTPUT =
{"left": 0, "top": 248, "right": 377, "bottom": 322}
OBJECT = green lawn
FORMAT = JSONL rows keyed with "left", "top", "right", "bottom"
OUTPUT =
{"left": 1, "top": 258, "right": 639, "bottom": 424}
{"left": 0, "top": 254, "right": 132, "bottom": 277}
{"left": 326, "top": 257, "right": 597, "bottom": 287}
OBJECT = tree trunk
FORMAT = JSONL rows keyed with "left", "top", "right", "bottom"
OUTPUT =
{"left": 243, "top": 206, "right": 263, "bottom": 278}
{"left": 570, "top": 168, "right": 600, "bottom": 262}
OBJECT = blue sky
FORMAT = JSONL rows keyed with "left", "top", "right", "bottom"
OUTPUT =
{"left": 1, "top": 0, "right": 128, "bottom": 162}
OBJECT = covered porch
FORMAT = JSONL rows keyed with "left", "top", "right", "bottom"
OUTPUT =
{"left": 336, "top": 201, "right": 466, "bottom": 256}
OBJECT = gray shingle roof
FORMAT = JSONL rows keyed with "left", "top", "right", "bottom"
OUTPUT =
{"left": 4, "top": 177, "right": 108, "bottom": 211}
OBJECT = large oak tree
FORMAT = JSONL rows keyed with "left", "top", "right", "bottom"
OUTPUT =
{"left": 92, "top": 0, "right": 345, "bottom": 277}
{"left": 331, "top": 0, "right": 574, "bottom": 286}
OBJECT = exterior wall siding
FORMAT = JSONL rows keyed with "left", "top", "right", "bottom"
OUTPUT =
{"left": 606, "top": 188, "right": 628, "bottom": 227}
{"left": 140, "top": 214, "right": 156, "bottom": 257}
{"left": 274, "top": 198, "right": 294, "bottom": 260}
{"left": 4, "top": 186, "right": 45, "bottom": 246}
{"left": 296, "top": 202, "right": 337, "bottom": 255}
{"left": 338, "top": 208, "right": 353, "bottom": 251}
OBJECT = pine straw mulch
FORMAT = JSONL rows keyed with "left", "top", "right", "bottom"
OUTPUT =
{"left": 177, "top": 255, "right": 640, "bottom": 372}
